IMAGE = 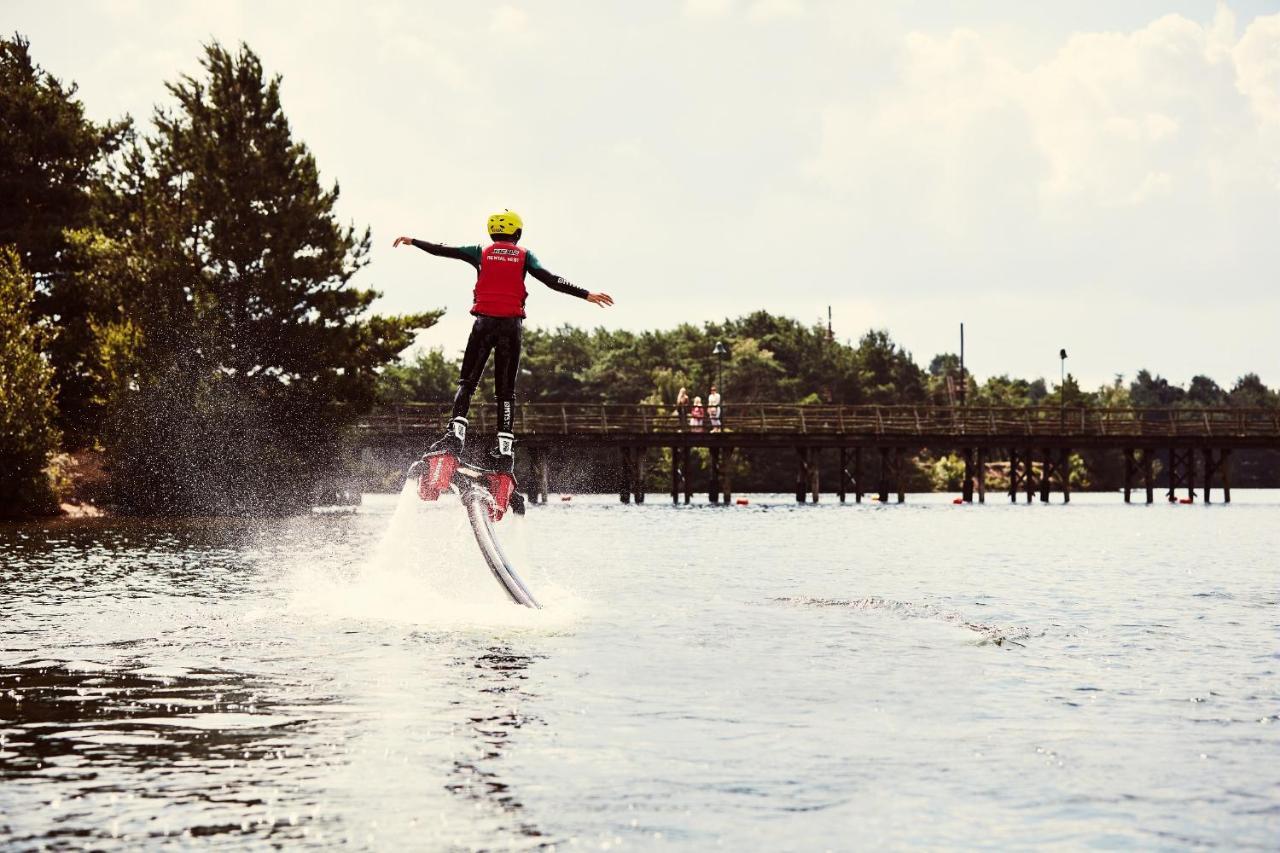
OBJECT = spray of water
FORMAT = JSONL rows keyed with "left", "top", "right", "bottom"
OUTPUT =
{"left": 288, "top": 481, "right": 579, "bottom": 630}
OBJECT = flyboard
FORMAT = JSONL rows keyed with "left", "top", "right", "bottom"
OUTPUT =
{"left": 408, "top": 452, "right": 540, "bottom": 609}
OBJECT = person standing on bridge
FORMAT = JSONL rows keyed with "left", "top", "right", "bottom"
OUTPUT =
{"left": 689, "top": 396, "right": 705, "bottom": 432}
{"left": 393, "top": 211, "right": 613, "bottom": 478}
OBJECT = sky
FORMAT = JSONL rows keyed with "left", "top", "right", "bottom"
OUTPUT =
{"left": 7, "top": 0, "right": 1280, "bottom": 390}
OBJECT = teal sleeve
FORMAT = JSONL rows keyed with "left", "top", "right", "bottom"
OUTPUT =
{"left": 458, "top": 245, "right": 483, "bottom": 263}
{"left": 526, "top": 250, "right": 590, "bottom": 300}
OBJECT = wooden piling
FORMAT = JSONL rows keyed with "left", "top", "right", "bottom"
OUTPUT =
{"left": 1123, "top": 448, "right": 1135, "bottom": 504}
{"left": 526, "top": 448, "right": 540, "bottom": 504}
{"left": 1222, "top": 449, "right": 1232, "bottom": 503}
{"left": 1009, "top": 448, "right": 1020, "bottom": 503}
{"left": 809, "top": 448, "right": 820, "bottom": 503}
{"left": 709, "top": 447, "right": 721, "bottom": 504}
{"left": 1061, "top": 448, "right": 1071, "bottom": 503}
{"left": 838, "top": 447, "right": 848, "bottom": 503}
{"left": 1039, "top": 447, "right": 1052, "bottom": 503}
{"left": 682, "top": 445, "right": 693, "bottom": 505}
{"left": 1152, "top": 448, "right": 1162, "bottom": 502}
{"left": 962, "top": 449, "right": 975, "bottom": 503}
{"left": 1202, "top": 447, "right": 1215, "bottom": 503}
{"left": 895, "top": 447, "right": 905, "bottom": 503}
{"left": 670, "top": 446, "right": 679, "bottom": 505}
{"left": 618, "top": 447, "right": 632, "bottom": 504}
{"left": 878, "top": 447, "right": 890, "bottom": 503}
{"left": 1025, "top": 449, "right": 1036, "bottom": 503}
{"left": 854, "top": 447, "right": 863, "bottom": 503}
{"left": 721, "top": 448, "right": 733, "bottom": 505}
{"left": 796, "top": 448, "right": 808, "bottom": 503}
{"left": 634, "top": 447, "right": 646, "bottom": 504}
{"left": 977, "top": 447, "right": 986, "bottom": 503}
{"left": 525, "top": 449, "right": 535, "bottom": 505}
{"left": 1186, "top": 448, "right": 1196, "bottom": 502}
{"left": 539, "top": 451, "right": 550, "bottom": 504}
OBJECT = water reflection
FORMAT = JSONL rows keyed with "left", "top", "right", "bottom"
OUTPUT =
{"left": 0, "top": 660, "right": 319, "bottom": 846}
{"left": 0, "top": 646, "right": 552, "bottom": 847}
{"left": 445, "top": 647, "right": 544, "bottom": 841}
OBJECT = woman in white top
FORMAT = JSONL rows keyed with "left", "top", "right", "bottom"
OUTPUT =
{"left": 707, "top": 385, "right": 722, "bottom": 432}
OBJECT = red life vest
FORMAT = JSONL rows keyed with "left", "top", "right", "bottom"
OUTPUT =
{"left": 472, "top": 242, "right": 528, "bottom": 318}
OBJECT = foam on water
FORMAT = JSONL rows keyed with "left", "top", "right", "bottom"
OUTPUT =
{"left": 285, "top": 481, "right": 581, "bottom": 630}
{"left": 774, "top": 595, "right": 1039, "bottom": 646}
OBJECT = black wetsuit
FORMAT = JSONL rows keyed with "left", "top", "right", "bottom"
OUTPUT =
{"left": 411, "top": 238, "right": 588, "bottom": 437}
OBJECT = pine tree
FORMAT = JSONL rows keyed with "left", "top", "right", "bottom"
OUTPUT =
{"left": 106, "top": 42, "right": 436, "bottom": 514}
{"left": 0, "top": 247, "right": 60, "bottom": 516}
{"left": 0, "top": 33, "right": 127, "bottom": 446}
{"left": 0, "top": 35, "right": 108, "bottom": 278}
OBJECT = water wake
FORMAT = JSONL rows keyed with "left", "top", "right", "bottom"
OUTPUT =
{"left": 774, "top": 596, "right": 1036, "bottom": 647}
{"left": 287, "top": 482, "right": 577, "bottom": 630}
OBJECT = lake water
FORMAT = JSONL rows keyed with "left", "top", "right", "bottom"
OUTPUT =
{"left": 1, "top": 487, "right": 1277, "bottom": 850}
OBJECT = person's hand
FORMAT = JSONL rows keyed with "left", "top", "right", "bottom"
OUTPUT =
{"left": 392, "top": 236, "right": 414, "bottom": 248}
{"left": 587, "top": 292, "right": 614, "bottom": 308}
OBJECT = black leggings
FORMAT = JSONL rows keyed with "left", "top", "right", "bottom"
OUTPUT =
{"left": 452, "top": 315, "right": 522, "bottom": 435}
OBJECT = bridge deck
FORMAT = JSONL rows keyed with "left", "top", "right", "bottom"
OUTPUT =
{"left": 359, "top": 403, "right": 1280, "bottom": 450}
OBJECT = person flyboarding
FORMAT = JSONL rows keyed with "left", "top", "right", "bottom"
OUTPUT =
{"left": 393, "top": 210, "right": 613, "bottom": 516}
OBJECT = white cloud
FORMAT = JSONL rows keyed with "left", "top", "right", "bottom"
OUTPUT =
{"left": 1233, "top": 13, "right": 1280, "bottom": 126}
{"left": 8, "top": 1, "right": 1280, "bottom": 387}
{"left": 683, "top": 0, "right": 734, "bottom": 19}
{"left": 490, "top": 5, "right": 533, "bottom": 39}
{"left": 803, "top": 8, "right": 1280, "bottom": 283}
{"left": 811, "top": 12, "right": 1280, "bottom": 212}
{"left": 747, "top": 0, "right": 805, "bottom": 23}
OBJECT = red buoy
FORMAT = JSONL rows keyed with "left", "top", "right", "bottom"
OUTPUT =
{"left": 736, "top": 498, "right": 749, "bottom": 506}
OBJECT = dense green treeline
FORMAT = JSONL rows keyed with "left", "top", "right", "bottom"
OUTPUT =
{"left": 378, "top": 314, "right": 1280, "bottom": 493}
{"left": 380, "top": 316, "right": 931, "bottom": 409}
{"left": 380, "top": 310, "right": 1278, "bottom": 412}
{"left": 1, "top": 34, "right": 433, "bottom": 516}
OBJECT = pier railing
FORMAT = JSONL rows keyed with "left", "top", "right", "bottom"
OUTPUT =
{"left": 358, "top": 403, "right": 1280, "bottom": 440}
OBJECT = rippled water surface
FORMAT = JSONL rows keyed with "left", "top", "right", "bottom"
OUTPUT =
{"left": 2, "top": 487, "right": 1277, "bottom": 849}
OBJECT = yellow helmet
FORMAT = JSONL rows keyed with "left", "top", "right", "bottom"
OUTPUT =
{"left": 487, "top": 210, "right": 523, "bottom": 236}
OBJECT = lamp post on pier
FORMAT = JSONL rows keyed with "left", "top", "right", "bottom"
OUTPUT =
{"left": 1059, "top": 348, "right": 1068, "bottom": 427}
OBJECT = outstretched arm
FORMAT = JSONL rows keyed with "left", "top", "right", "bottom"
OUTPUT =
{"left": 527, "top": 260, "right": 614, "bottom": 308}
{"left": 392, "top": 236, "right": 481, "bottom": 271}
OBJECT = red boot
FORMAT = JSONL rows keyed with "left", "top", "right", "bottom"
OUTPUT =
{"left": 485, "top": 473, "right": 516, "bottom": 521}
{"left": 417, "top": 451, "right": 459, "bottom": 501}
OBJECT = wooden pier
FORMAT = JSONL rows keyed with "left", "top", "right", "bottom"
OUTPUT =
{"left": 358, "top": 404, "right": 1280, "bottom": 505}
